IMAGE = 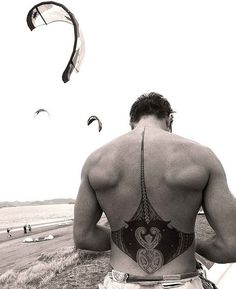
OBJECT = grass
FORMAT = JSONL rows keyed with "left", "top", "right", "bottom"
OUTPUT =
{"left": 0, "top": 215, "right": 214, "bottom": 289}
{"left": 0, "top": 247, "right": 110, "bottom": 289}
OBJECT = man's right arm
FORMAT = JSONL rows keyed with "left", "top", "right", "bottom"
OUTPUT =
{"left": 196, "top": 148, "right": 236, "bottom": 263}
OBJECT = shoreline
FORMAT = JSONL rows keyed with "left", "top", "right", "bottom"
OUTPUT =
{"left": 0, "top": 218, "right": 73, "bottom": 234}
{"left": 0, "top": 220, "right": 73, "bottom": 244}
{"left": 0, "top": 214, "right": 107, "bottom": 243}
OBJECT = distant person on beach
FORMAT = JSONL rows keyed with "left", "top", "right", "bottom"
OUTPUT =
{"left": 28, "top": 224, "right": 32, "bottom": 232}
{"left": 74, "top": 92, "right": 236, "bottom": 289}
{"left": 7, "top": 228, "right": 11, "bottom": 237}
{"left": 23, "top": 225, "right": 27, "bottom": 234}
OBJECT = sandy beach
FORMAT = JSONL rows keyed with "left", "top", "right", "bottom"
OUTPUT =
{"left": 0, "top": 223, "right": 74, "bottom": 275}
{"left": 0, "top": 216, "right": 109, "bottom": 276}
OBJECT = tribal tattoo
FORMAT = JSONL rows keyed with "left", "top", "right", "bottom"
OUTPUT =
{"left": 111, "top": 130, "right": 194, "bottom": 274}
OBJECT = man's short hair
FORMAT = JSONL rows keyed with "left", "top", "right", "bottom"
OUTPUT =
{"left": 129, "top": 92, "right": 175, "bottom": 123}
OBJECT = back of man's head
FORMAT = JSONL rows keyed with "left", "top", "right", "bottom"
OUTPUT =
{"left": 129, "top": 92, "right": 174, "bottom": 124}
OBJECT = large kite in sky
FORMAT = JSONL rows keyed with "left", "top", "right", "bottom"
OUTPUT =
{"left": 27, "top": 1, "right": 85, "bottom": 83}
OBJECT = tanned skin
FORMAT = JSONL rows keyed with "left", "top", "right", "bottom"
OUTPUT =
{"left": 74, "top": 115, "right": 236, "bottom": 276}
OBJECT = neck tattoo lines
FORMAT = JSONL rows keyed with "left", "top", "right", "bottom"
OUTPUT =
{"left": 111, "top": 130, "right": 194, "bottom": 274}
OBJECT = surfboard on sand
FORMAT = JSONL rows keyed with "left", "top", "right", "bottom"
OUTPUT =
{"left": 23, "top": 234, "right": 54, "bottom": 243}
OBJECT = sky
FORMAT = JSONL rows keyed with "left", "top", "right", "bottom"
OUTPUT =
{"left": 0, "top": 0, "right": 236, "bottom": 202}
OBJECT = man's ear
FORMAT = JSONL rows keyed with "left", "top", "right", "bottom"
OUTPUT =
{"left": 166, "top": 114, "right": 174, "bottom": 132}
{"left": 129, "top": 121, "right": 135, "bottom": 130}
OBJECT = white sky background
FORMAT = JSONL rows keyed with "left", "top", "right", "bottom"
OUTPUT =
{"left": 0, "top": 0, "right": 236, "bottom": 202}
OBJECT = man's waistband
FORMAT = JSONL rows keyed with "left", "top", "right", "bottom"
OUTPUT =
{"left": 108, "top": 269, "right": 199, "bottom": 283}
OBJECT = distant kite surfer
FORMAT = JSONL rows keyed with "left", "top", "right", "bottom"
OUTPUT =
{"left": 23, "top": 225, "right": 27, "bottom": 234}
{"left": 7, "top": 228, "right": 12, "bottom": 237}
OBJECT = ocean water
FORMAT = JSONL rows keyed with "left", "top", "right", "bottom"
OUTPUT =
{"left": 0, "top": 204, "right": 74, "bottom": 233}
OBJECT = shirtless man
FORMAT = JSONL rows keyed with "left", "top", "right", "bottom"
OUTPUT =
{"left": 73, "top": 92, "right": 236, "bottom": 288}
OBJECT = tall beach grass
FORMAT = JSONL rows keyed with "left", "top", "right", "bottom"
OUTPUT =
{"left": 0, "top": 247, "right": 110, "bottom": 289}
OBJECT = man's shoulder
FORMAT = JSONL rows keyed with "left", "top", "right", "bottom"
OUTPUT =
{"left": 85, "top": 132, "right": 130, "bottom": 166}
{"left": 83, "top": 133, "right": 131, "bottom": 188}
{"left": 172, "top": 133, "right": 213, "bottom": 159}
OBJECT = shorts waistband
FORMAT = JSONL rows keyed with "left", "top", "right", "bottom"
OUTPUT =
{"left": 108, "top": 269, "right": 199, "bottom": 283}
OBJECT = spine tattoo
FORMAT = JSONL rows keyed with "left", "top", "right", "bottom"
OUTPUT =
{"left": 111, "top": 130, "right": 194, "bottom": 273}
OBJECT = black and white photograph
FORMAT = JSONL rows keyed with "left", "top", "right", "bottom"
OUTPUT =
{"left": 0, "top": 1, "right": 236, "bottom": 288}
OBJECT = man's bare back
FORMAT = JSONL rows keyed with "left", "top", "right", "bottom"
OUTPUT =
{"left": 74, "top": 93, "right": 236, "bottom": 286}
{"left": 86, "top": 125, "right": 209, "bottom": 276}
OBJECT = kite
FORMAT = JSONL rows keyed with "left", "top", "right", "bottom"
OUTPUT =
{"left": 34, "top": 108, "right": 50, "bottom": 118}
{"left": 87, "top": 115, "right": 102, "bottom": 132}
{"left": 26, "top": 1, "right": 85, "bottom": 83}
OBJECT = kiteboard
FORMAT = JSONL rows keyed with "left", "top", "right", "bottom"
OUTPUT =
{"left": 23, "top": 234, "right": 54, "bottom": 243}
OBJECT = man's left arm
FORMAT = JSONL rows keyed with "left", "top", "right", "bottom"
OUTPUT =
{"left": 73, "top": 161, "right": 110, "bottom": 251}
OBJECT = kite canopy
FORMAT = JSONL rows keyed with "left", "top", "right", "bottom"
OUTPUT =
{"left": 26, "top": 1, "right": 85, "bottom": 83}
{"left": 87, "top": 115, "right": 102, "bottom": 132}
{"left": 34, "top": 108, "right": 50, "bottom": 118}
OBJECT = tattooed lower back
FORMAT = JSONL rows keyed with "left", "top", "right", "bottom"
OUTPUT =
{"left": 111, "top": 130, "right": 194, "bottom": 274}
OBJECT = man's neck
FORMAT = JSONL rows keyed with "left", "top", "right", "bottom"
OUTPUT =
{"left": 134, "top": 116, "right": 168, "bottom": 131}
